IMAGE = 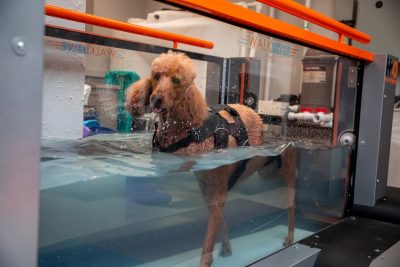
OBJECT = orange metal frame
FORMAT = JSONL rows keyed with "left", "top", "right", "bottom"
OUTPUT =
{"left": 162, "top": 0, "right": 374, "bottom": 62}
{"left": 45, "top": 4, "right": 214, "bottom": 50}
{"left": 257, "top": 0, "right": 370, "bottom": 44}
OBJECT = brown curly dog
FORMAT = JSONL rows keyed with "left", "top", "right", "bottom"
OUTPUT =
{"left": 126, "top": 51, "right": 296, "bottom": 267}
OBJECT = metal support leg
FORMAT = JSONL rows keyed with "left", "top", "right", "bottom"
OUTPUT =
{"left": 0, "top": 1, "right": 44, "bottom": 266}
{"left": 354, "top": 54, "right": 398, "bottom": 206}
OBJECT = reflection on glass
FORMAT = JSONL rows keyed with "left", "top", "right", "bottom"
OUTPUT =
{"left": 39, "top": 136, "right": 350, "bottom": 267}
{"left": 40, "top": 19, "right": 350, "bottom": 266}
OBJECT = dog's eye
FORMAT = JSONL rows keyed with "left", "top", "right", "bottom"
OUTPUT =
{"left": 153, "top": 73, "right": 160, "bottom": 81}
{"left": 171, "top": 77, "right": 180, "bottom": 85}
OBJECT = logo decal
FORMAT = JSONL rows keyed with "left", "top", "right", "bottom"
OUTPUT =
{"left": 385, "top": 57, "right": 398, "bottom": 85}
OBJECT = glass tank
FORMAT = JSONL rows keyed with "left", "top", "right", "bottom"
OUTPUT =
{"left": 39, "top": 4, "right": 358, "bottom": 267}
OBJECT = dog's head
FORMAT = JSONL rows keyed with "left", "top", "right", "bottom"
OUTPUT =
{"left": 149, "top": 51, "right": 196, "bottom": 114}
{"left": 126, "top": 51, "right": 197, "bottom": 117}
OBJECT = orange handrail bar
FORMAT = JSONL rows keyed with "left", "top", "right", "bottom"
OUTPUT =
{"left": 162, "top": 0, "right": 374, "bottom": 62}
{"left": 257, "top": 0, "right": 371, "bottom": 44}
{"left": 45, "top": 4, "right": 214, "bottom": 49}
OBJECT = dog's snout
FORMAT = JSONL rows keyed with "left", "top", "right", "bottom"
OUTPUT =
{"left": 151, "top": 94, "right": 163, "bottom": 108}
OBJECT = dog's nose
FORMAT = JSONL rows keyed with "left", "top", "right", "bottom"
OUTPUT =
{"left": 150, "top": 94, "right": 163, "bottom": 108}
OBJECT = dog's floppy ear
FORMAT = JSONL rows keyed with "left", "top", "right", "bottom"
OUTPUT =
{"left": 125, "top": 77, "right": 152, "bottom": 117}
{"left": 142, "top": 76, "right": 152, "bottom": 106}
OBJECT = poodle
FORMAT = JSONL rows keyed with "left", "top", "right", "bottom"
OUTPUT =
{"left": 126, "top": 51, "right": 296, "bottom": 267}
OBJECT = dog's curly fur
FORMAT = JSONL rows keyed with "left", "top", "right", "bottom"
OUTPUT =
{"left": 126, "top": 51, "right": 295, "bottom": 267}
{"left": 126, "top": 51, "right": 263, "bottom": 155}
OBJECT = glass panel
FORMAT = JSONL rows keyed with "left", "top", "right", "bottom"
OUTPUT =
{"left": 40, "top": 5, "right": 354, "bottom": 267}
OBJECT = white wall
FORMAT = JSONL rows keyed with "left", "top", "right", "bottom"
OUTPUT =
{"left": 43, "top": 0, "right": 86, "bottom": 139}
{"left": 85, "top": 0, "right": 146, "bottom": 77}
{"left": 144, "top": 1, "right": 175, "bottom": 15}
{"left": 388, "top": 111, "right": 400, "bottom": 187}
{"left": 353, "top": 0, "right": 400, "bottom": 59}
{"left": 87, "top": 0, "right": 146, "bottom": 36}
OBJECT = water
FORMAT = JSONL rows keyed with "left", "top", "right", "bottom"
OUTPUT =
{"left": 39, "top": 133, "right": 350, "bottom": 267}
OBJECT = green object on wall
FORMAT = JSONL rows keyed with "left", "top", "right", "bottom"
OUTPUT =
{"left": 104, "top": 71, "right": 140, "bottom": 133}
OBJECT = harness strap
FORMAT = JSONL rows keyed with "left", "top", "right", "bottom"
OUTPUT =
{"left": 153, "top": 113, "right": 224, "bottom": 153}
{"left": 227, "top": 159, "right": 249, "bottom": 190}
{"left": 227, "top": 155, "right": 281, "bottom": 190}
{"left": 209, "top": 104, "right": 249, "bottom": 147}
{"left": 153, "top": 122, "right": 195, "bottom": 153}
{"left": 153, "top": 104, "right": 250, "bottom": 152}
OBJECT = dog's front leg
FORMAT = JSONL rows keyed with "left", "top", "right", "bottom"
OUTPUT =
{"left": 197, "top": 165, "right": 235, "bottom": 267}
{"left": 201, "top": 201, "right": 225, "bottom": 267}
{"left": 217, "top": 219, "right": 232, "bottom": 257}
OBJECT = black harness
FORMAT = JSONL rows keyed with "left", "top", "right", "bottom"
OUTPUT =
{"left": 153, "top": 104, "right": 249, "bottom": 153}
{"left": 152, "top": 104, "right": 281, "bottom": 191}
